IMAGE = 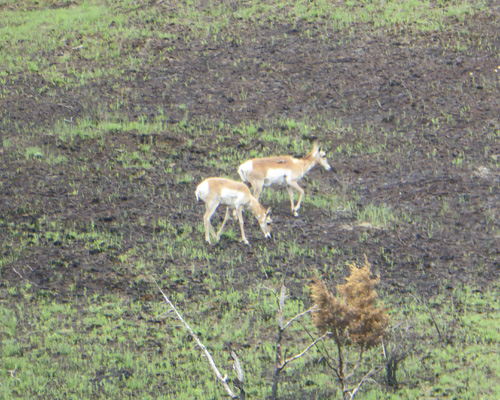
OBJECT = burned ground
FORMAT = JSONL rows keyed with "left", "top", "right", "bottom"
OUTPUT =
{"left": 1, "top": 1, "right": 500, "bottom": 337}
{"left": 2, "top": 2, "right": 500, "bottom": 398}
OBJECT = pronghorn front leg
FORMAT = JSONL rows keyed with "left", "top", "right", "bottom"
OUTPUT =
{"left": 286, "top": 186, "right": 296, "bottom": 216}
{"left": 216, "top": 207, "right": 231, "bottom": 242}
{"left": 203, "top": 202, "right": 219, "bottom": 244}
{"left": 236, "top": 206, "right": 250, "bottom": 245}
{"left": 287, "top": 181, "right": 304, "bottom": 217}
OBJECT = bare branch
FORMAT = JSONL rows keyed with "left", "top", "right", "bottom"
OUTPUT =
{"left": 12, "top": 268, "right": 23, "bottom": 279}
{"left": 280, "top": 331, "right": 332, "bottom": 370}
{"left": 259, "top": 285, "right": 278, "bottom": 296}
{"left": 299, "top": 320, "right": 339, "bottom": 375}
{"left": 279, "top": 285, "right": 287, "bottom": 311}
{"left": 153, "top": 278, "right": 239, "bottom": 399}
{"left": 232, "top": 351, "right": 244, "bottom": 383}
{"left": 283, "top": 304, "right": 318, "bottom": 331}
{"left": 346, "top": 366, "right": 384, "bottom": 399}
{"left": 277, "top": 285, "right": 287, "bottom": 329}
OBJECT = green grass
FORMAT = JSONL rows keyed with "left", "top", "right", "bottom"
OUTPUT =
{"left": 0, "top": 0, "right": 499, "bottom": 398}
{"left": 1, "top": 280, "right": 499, "bottom": 398}
{"left": 0, "top": 0, "right": 487, "bottom": 80}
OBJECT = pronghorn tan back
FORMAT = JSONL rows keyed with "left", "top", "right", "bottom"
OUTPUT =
{"left": 195, "top": 177, "right": 272, "bottom": 245}
{"left": 238, "top": 142, "right": 331, "bottom": 216}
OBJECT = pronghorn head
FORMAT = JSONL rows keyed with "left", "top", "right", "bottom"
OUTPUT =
{"left": 311, "top": 141, "right": 332, "bottom": 171}
{"left": 257, "top": 206, "right": 273, "bottom": 238}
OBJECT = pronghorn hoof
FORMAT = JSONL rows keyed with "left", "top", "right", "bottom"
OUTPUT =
{"left": 293, "top": 211, "right": 300, "bottom": 217}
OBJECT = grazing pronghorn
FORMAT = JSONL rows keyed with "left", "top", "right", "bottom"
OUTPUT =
{"left": 195, "top": 177, "right": 272, "bottom": 245}
{"left": 238, "top": 141, "right": 331, "bottom": 217}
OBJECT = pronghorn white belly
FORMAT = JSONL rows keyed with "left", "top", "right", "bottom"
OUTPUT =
{"left": 220, "top": 188, "right": 248, "bottom": 207}
{"left": 264, "top": 169, "right": 290, "bottom": 186}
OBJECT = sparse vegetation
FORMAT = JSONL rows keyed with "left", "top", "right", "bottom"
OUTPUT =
{"left": 1, "top": 0, "right": 500, "bottom": 398}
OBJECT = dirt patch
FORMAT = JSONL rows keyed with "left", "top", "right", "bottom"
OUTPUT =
{"left": 1, "top": 12, "right": 500, "bottom": 304}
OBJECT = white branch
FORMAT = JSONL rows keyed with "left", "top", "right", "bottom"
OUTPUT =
{"left": 231, "top": 351, "right": 244, "bottom": 383}
{"left": 347, "top": 366, "right": 383, "bottom": 399}
{"left": 283, "top": 304, "right": 318, "bottom": 331}
{"left": 153, "top": 278, "right": 238, "bottom": 399}
{"left": 278, "top": 285, "right": 287, "bottom": 329}
{"left": 280, "top": 331, "right": 332, "bottom": 370}
{"left": 260, "top": 286, "right": 277, "bottom": 296}
{"left": 279, "top": 285, "right": 287, "bottom": 311}
{"left": 12, "top": 268, "right": 23, "bottom": 279}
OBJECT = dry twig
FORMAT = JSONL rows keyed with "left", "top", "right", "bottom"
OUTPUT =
{"left": 153, "top": 278, "right": 242, "bottom": 399}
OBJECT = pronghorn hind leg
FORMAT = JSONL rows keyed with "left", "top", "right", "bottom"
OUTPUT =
{"left": 252, "top": 181, "right": 264, "bottom": 200}
{"left": 208, "top": 223, "right": 217, "bottom": 242}
{"left": 216, "top": 207, "right": 231, "bottom": 242}
{"left": 203, "top": 202, "right": 219, "bottom": 244}
{"left": 236, "top": 206, "right": 250, "bottom": 245}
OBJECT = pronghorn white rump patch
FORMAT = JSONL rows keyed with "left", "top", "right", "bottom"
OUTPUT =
{"left": 195, "top": 180, "right": 210, "bottom": 201}
{"left": 238, "top": 161, "right": 253, "bottom": 181}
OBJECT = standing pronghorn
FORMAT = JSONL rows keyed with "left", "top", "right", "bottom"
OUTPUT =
{"left": 195, "top": 177, "right": 272, "bottom": 245}
{"left": 238, "top": 141, "right": 331, "bottom": 217}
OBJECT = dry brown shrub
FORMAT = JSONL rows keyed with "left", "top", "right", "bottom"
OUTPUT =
{"left": 310, "top": 255, "right": 389, "bottom": 349}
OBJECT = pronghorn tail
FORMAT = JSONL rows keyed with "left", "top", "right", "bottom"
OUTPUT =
{"left": 195, "top": 183, "right": 204, "bottom": 202}
{"left": 238, "top": 162, "right": 250, "bottom": 183}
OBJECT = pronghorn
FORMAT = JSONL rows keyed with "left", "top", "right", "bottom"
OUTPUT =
{"left": 238, "top": 141, "right": 331, "bottom": 217}
{"left": 195, "top": 177, "right": 272, "bottom": 245}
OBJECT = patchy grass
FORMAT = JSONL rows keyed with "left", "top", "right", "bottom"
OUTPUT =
{"left": 1, "top": 0, "right": 500, "bottom": 398}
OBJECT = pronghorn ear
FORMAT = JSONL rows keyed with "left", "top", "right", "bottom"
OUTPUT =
{"left": 266, "top": 207, "right": 272, "bottom": 216}
{"left": 311, "top": 140, "right": 320, "bottom": 153}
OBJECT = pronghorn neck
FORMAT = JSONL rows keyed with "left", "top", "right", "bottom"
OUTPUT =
{"left": 300, "top": 152, "right": 317, "bottom": 176}
{"left": 248, "top": 197, "right": 263, "bottom": 217}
